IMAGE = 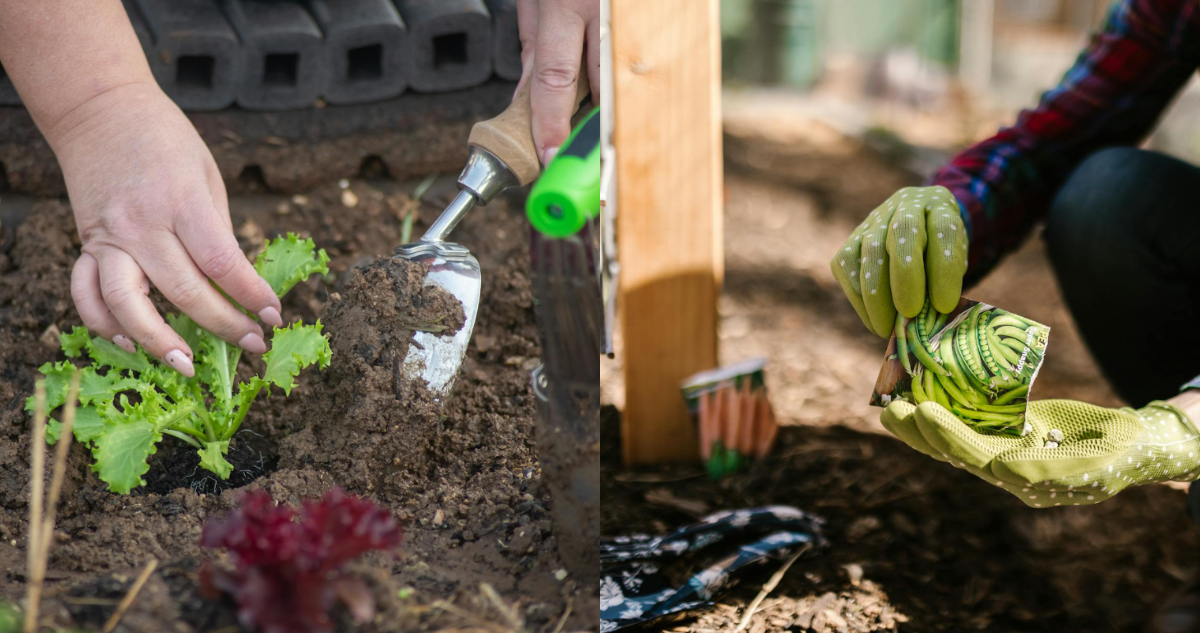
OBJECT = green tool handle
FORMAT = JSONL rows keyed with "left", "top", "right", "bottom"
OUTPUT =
{"left": 527, "top": 107, "right": 601, "bottom": 238}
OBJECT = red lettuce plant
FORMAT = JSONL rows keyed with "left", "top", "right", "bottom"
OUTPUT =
{"left": 200, "top": 488, "right": 402, "bottom": 633}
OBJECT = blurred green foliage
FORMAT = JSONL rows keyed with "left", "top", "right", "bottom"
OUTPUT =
{"left": 722, "top": 0, "right": 959, "bottom": 88}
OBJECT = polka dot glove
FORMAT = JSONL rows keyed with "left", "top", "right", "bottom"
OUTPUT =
{"left": 880, "top": 399, "right": 1200, "bottom": 507}
{"left": 830, "top": 186, "right": 967, "bottom": 337}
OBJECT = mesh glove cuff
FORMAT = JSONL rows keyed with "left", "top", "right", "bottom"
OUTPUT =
{"left": 882, "top": 399, "right": 1200, "bottom": 508}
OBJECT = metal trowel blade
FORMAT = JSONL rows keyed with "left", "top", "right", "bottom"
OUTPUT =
{"left": 394, "top": 244, "right": 481, "bottom": 397}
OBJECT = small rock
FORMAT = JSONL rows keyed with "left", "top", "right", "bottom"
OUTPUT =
{"left": 474, "top": 334, "right": 496, "bottom": 353}
{"left": 842, "top": 563, "right": 863, "bottom": 585}
{"left": 39, "top": 324, "right": 61, "bottom": 350}
{"left": 341, "top": 189, "right": 359, "bottom": 208}
{"left": 798, "top": 592, "right": 837, "bottom": 629}
{"left": 237, "top": 219, "right": 264, "bottom": 245}
{"left": 1048, "top": 429, "right": 1064, "bottom": 443}
{"left": 338, "top": 178, "right": 350, "bottom": 189}
{"left": 291, "top": 194, "right": 309, "bottom": 206}
{"left": 275, "top": 202, "right": 291, "bottom": 215}
{"left": 824, "top": 609, "right": 847, "bottom": 630}
{"left": 846, "top": 515, "right": 881, "bottom": 541}
{"left": 520, "top": 357, "right": 541, "bottom": 371}
{"left": 890, "top": 512, "right": 919, "bottom": 536}
{"left": 1044, "top": 441, "right": 1059, "bottom": 449}
{"left": 504, "top": 356, "right": 526, "bottom": 367}
{"left": 526, "top": 603, "right": 554, "bottom": 622}
{"left": 432, "top": 509, "right": 444, "bottom": 527}
{"left": 508, "top": 528, "right": 536, "bottom": 554}
{"left": 554, "top": 569, "right": 568, "bottom": 581}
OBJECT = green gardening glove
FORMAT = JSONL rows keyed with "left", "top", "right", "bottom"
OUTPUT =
{"left": 881, "top": 399, "right": 1200, "bottom": 507}
{"left": 831, "top": 186, "right": 968, "bottom": 337}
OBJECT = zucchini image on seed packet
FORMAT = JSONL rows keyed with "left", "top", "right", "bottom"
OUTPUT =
{"left": 870, "top": 297, "right": 1050, "bottom": 438}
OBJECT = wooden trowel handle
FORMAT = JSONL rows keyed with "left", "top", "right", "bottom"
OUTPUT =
{"left": 468, "top": 62, "right": 591, "bottom": 187}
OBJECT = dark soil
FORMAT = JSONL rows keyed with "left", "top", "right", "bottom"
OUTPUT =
{"left": 319, "top": 256, "right": 466, "bottom": 374}
{"left": 600, "top": 115, "right": 1199, "bottom": 632}
{"left": 142, "top": 432, "right": 279, "bottom": 497}
{"left": 603, "top": 411, "right": 1200, "bottom": 633}
{"left": 0, "top": 177, "right": 591, "bottom": 632}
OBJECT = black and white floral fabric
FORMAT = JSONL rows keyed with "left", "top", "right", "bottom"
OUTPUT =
{"left": 599, "top": 506, "right": 824, "bottom": 631}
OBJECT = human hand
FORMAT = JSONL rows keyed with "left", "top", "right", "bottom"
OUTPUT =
{"left": 831, "top": 186, "right": 968, "bottom": 337}
{"left": 880, "top": 397, "right": 1200, "bottom": 507}
{"left": 50, "top": 83, "right": 283, "bottom": 377}
{"left": 515, "top": 0, "right": 600, "bottom": 166}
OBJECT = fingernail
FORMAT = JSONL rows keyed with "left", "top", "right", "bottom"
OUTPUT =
{"left": 112, "top": 335, "right": 136, "bottom": 354}
{"left": 543, "top": 147, "right": 559, "bottom": 166}
{"left": 164, "top": 350, "right": 195, "bottom": 378}
{"left": 238, "top": 332, "right": 267, "bottom": 354}
{"left": 258, "top": 306, "right": 283, "bottom": 328}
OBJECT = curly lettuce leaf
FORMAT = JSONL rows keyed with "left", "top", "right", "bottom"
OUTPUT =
{"left": 80, "top": 370, "right": 140, "bottom": 406}
{"left": 70, "top": 406, "right": 106, "bottom": 443}
{"left": 170, "top": 314, "right": 239, "bottom": 397}
{"left": 61, "top": 326, "right": 151, "bottom": 372}
{"left": 28, "top": 361, "right": 74, "bottom": 413}
{"left": 28, "top": 361, "right": 140, "bottom": 415}
{"left": 93, "top": 420, "right": 160, "bottom": 494}
{"left": 254, "top": 233, "right": 330, "bottom": 298}
{"left": 200, "top": 334, "right": 238, "bottom": 414}
{"left": 261, "top": 320, "right": 331, "bottom": 395}
{"left": 168, "top": 313, "right": 205, "bottom": 355}
{"left": 60, "top": 326, "right": 89, "bottom": 357}
{"left": 199, "top": 489, "right": 402, "bottom": 633}
{"left": 47, "top": 405, "right": 105, "bottom": 445}
{"left": 199, "top": 441, "right": 233, "bottom": 480}
{"left": 33, "top": 235, "right": 332, "bottom": 492}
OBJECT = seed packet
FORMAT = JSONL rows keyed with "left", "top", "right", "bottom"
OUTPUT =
{"left": 870, "top": 298, "right": 1050, "bottom": 437}
{"left": 682, "top": 358, "right": 778, "bottom": 479}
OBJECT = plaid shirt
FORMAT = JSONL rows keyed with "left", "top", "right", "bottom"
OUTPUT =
{"left": 931, "top": 0, "right": 1200, "bottom": 285}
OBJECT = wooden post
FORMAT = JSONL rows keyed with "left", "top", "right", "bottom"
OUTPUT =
{"left": 612, "top": 0, "right": 723, "bottom": 464}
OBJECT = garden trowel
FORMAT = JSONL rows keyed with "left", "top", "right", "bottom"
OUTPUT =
{"left": 394, "top": 66, "right": 591, "bottom": 397}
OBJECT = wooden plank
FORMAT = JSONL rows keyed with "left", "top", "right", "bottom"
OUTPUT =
{"left": 612, "top": 0, "right": 723, "bottom": 464}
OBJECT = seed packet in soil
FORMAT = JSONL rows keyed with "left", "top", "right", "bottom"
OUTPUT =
{"left": 681, "top": 358, "right": 778, "bottom": 479}
{"left": 870, "top": 297, "right": 1050, "bottom": 438}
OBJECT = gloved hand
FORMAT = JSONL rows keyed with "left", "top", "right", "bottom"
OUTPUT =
{"left": 831, "top": 186, "right": 968, "bottom": 337}
{"left": 881, "top": 399, "right": 1200, "bottom": 507}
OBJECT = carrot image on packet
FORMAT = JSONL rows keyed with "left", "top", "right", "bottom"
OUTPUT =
{"left": 683, "top": 359, "right": 778, "bottom": 479}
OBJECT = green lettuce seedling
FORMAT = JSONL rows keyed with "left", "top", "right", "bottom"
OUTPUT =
{"left": 27, "top": 234, "right": 332, "bottom": 494}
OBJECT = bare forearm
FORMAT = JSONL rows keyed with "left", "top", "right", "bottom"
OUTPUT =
{"left": 1168, "top": 390, "right": 1200, "bottom": 422}
{"left": 0, "top": 0, "right": 154, "bottom": 144}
